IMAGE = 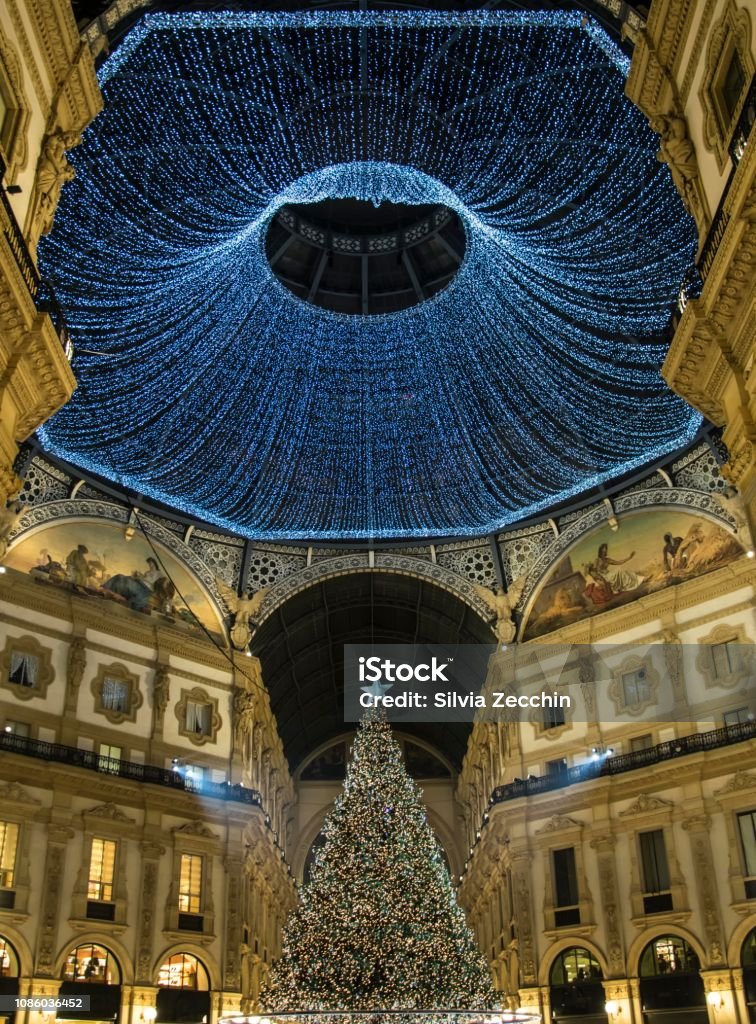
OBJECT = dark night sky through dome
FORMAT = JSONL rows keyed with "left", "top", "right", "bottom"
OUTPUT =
{"left": 39, "top": 10, "right": 701, "bottom": 542}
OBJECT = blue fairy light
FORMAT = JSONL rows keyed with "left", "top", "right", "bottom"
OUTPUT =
{"left": 38, "top": 11, "right": 700, "bottom": 542}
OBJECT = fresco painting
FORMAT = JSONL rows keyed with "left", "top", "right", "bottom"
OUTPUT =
{"left": 523, "top": 511, "right": 743, "bottom": 639}
{"left": 5, "top": 520, "right": 223, "bottom": 635}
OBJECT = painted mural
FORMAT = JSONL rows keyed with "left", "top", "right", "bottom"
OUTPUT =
{"left": 5, "top": 520, "right": 223, "bottom": 636}
{"left": 522, "top": 511, "right": 743, "bottom": 640}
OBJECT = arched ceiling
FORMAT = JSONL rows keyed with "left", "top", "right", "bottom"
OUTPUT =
{"left": 39, "top": 7, "right": 698, "bottom": 542}
{"left": 251, "top": 572, "right": 495, "bottom": 772}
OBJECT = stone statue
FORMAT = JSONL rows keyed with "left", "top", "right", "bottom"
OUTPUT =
{"left": 233, "top": 688, "right": 256, "bottom": 750}
{"left": 474, "top": 578, "right": 527, "bottom": 643}
{"left": 650, "top": 114, "right": 699, "bottom": 213}
{"left": 152, "top": 664, "right": 170, "bottom": 715}
{"left": 215, "top": 579, "right": 270, "bottom": 650}
{"left": 35, "top": 130, "right": 80, "bottom": 237}
{"left": 0, "top": 500, "right": 24, "bottom": 562}
{"left": 66, "top": 637, "right": 86, "bottom": 699}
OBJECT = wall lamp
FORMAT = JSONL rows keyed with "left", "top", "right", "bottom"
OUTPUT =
{"left": 141, "top": 1008, "right": 157, "bottom": 1022}
{"left": 706, "top": 991, "right": 724, "bottom": 1010}
{"left": 604, "top": 1001, "right": 622, "bottom": 1019}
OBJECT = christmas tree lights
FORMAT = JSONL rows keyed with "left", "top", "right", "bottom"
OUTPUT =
{"left": 262, "top": 713, "right": 497, "bottom": 1016}
{"left": 39, "top": 11, "right": 700, "bottom": 541}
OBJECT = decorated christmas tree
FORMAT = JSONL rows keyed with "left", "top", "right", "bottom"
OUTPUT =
{"left": 262, "top": 712, "right": 497, "bottom": 1015}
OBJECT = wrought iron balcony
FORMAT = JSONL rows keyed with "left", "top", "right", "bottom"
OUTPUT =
{"left": 490, "top": 719, "right": 756, "bottom": 805}
{"left": 0, "top": 729, "right": 262, "bottom": 806}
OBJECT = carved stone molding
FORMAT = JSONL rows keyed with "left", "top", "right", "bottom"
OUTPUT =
{"left": 619, "top": 793, "right": 674, "bottom": 816}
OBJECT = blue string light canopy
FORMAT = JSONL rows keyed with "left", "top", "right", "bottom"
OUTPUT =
{"left": 39, "top": 10, "right": 700, "bottom": 542}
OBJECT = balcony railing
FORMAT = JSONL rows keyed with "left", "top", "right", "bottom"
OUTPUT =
{"left": 490, "top": 719, "right": 756, "bottom": 805}
{"left": 1, "top": 153, "right": 72, "bottom": 359}
{"left": 729, "top": 73, "right": 756, "bottom": 166}
{"left": 0, "top": 729, "right": 262, "bottom": 805}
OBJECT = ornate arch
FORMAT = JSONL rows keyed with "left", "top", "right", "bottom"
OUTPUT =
{"left": 626, "top": 924, "right": 707, "bottom": 978}
{"left": 726, "top": 915, "right": 756, "bottom": 967}
{"left": 538, "top": 936, "right": 610, "bottom": 988}
{"left": 517, "top": 488, "right": 740, "bottom": 636}
{"left": 255, "top": 553, "right": 495, "bottom": 630}
{"left": 152, "top": 943, "right": 220, "bottom": 991}
{"left": 0, "top": 923, "right": 33, "bottom": 977}
{"left": 54, "top": 934, "right": 134, "bottom": 985}
{"left": 6, "top": 499, "right": 229, "bottom": 635}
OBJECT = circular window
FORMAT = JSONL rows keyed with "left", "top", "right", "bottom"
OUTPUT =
{"left": 266, "top": 198, "right": 465, "bottom": 315}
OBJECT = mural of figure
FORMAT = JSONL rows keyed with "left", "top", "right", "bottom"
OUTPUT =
{"left": 66, "top": 544, "right": 92, "bottom": 587}
{"left": 662, "top": 533, "right": 684, "bottom": 572}
{"left": 594, "top": 543, "right": 645, "bottom": 594}
{"left": 104, "top": 556, "right": 176, "bottom": 613}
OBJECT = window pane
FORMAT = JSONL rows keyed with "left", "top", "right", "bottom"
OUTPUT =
{"left": 186, "top": 701, "right": 211, "bottom": 736}
{"left": 712, "top": 641, "right": 735, "bottom": 678}
{"left": 553, "top": 847, "right": 579, "bottom": 907}
{"left": 725, "top": 707, "right": 751, "bottom": 727}
{"left": 631, "top": 734, "right": 653, "bottom": 751}
{"left": 0, "top": 822, "right": 19, "bottom": 888}
{"left": 738, "top": 812, "right": 756, "bottom": 877}
{"left": 722, "top": 50, "right": 746, "bottom": 121}
{"left": 178, "top": 853, "right": 202, "bottom": 913}
{"left": 543, "top": 705, "right": 565, "bottom": 730}
{"left": 8, "top": 652, "right": 38, "bottom": 687}
{"left": 88, "top": 838, "right": 116, "bottom": 901}
{"left": 98, "top": 744, "right": 122, "bottom": 774}
{"left": 639, "top": 829, "right": 670, "bottom": 893}
{"left": 101, "top": 678, "right": 129, "bottom": 712}
{"left": 3, "top": 721, "right": 30, "bottom": 738}
{"left": 622, "top": 668, "right": 650, "bottom": 706}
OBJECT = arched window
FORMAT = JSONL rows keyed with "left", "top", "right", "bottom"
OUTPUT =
{"left": 638, "top": 935, "right": 706, "bottom": 1021}
{"left": 59, "top": 945, "right": 121, "bottom": 1023}
{"left": 157, "top": 953, "right": 209, "bottom": 991}
{"left": 549, "top": 947, "right": 604, "bottom": 1019}
{"left": 62, "top": 944, "right": 120, "bottom": 984}
{"left": 156, "top": 954, "right": 210, "bottom": 1024}
{"left": 0, "top": 937, "right": 19, "bottom": 978}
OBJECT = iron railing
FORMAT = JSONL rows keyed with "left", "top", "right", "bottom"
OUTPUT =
{"left": 0, "top": 152, "right": 73, "bottom": 359}
{"left": 490, "top": 719, "right": 756, "bottom": 804}
{"left": 729, "top": 73, "right": 756, "bottom": 165}
{"left": 0, "top": 729, "right": 263, "bottom": 806}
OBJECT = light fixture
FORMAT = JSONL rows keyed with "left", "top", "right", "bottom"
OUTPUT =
{"left": 38, "top": 8, "right": 700, "bottom": 542}
{"left": 604, "top": 1001, "right": 622, "bottom": 1018}
{"left": 747, "top": 550, "right": 755, "bottom": 559}
{"left": 706, "top": 991, "right": 723, "bottom": 1009}
{"left": 0, "top": 566, "right": 6, "bottom": 574}
{"left": 2, "top": 184, "right": 22, "bottom": 195}
{"left": 141, "top": 1009, "right": 157, "bottom": 1023}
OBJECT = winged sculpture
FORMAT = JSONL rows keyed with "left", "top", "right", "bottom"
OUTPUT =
{"left": 474, "top": 577, "right": 527, "bottom": 644}
{"left": 215, "top": 579, "right": 270, "bottom": 650}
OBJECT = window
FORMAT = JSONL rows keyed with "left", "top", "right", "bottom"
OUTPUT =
{"left": 639, "top": 935, "right": 700, "bottom": 977}
{"left": 546, "top": 758, "right": 568, "bottom": 776}
{"left": 622, "top": 667, "right": 650, "bottom": 707}
{"left": 62, "top": 944, "right": 120, "bottom": 984}
{"left": 183, "top": 764, "right": 205, "bottom": 788}
{"left": 101, "top": 678, "right": 130, "bottom": 713}
{"left": 631, "top": 734, "right": 653, "bottom": 752}
{"left": 549, "top": 946, "right": 603, "bottom": 984}
{"left": 725, "top": 707, "right": 753, "bottom": 727}
{"left": 543, "top": 705, "right": 565, "bottom": 730}
{"left": 157, "top": 952, "right": 209, "bottom": 989}
{"left": 97, "top": 744, "right": 121, "bottom": 774}
{"left": 0, "top": 937, "right": 19, "bottom": 978}
{"left": 178, "top": 854, "right": 202, "bottom": 914}
{"left": 0, "top": 822, "right": 18, "bottom": 890}
{"left": 8, "top": 651, "right": 38, "bottom": 688}
{"left": 639, "top": 829, "right": 672, "bottom": 912}
{"left": 186, "top": 701, "right": 212, "bottom": 736}
{"left": 552, "top": 847, "right": 579, "bottom": 925}
{"left": 3, "top": 721, "right": 30, "bottom": 738}
{"left": 738, "top": 811, "right": 756, "bottom": 898}
{"left": 88, "top": 838, "right": 116, "bottom": 902}
{"left": 712, "top": 640, "right": 739, "bottom": 679}
{"left": 719, "top": 47, "right": 747, "bottom": 126}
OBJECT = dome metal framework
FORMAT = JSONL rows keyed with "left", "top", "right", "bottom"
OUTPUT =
{"left": 39, "top": 9, "right": 699, "bottom": 542}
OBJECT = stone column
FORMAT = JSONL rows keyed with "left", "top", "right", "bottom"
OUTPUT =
{"left": 590, "top": 833, "right": 625, "bottom": 977}
{"left": 510, "top": 848, "right": 537, "bottom": 988}
{"left": 223, "top": 855, "right": 243, "bottom": 994}
{"left": 683, "top": 816, "right": 727, "bottom": 967}
{"left": 35, "top": 825, "right": 73, "bottom": 977}
{"left": 135, "top": 842, "right": 165, "bottom": 985}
